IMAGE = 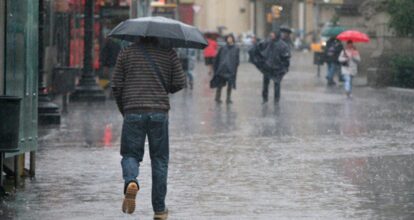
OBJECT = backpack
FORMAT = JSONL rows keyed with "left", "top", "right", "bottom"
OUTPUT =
{"left": 326, "top": 44, "right": 336, "bottom": 58}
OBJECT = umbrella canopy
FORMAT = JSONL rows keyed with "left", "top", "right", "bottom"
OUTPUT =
{"left": 337, "top": 30, "right": 370, "bottom": 43}
{"left": 322, "top": 26, "right": 347, "bottom": 37}
{"left": 108, "top": 16, "right": 208, "bottom": 49}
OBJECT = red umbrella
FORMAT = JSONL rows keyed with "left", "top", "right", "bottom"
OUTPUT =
{"left": 337, "top": 30, "right": 370, "bottom": 43}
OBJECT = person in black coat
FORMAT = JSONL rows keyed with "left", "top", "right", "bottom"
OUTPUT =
{"left": 260, "top": 31, "right": 291, "bottom": 104}
{"left": 210, "top": 34, "right": 240, "bottom": 104}
{"left": 101, "top": 38, "right": 121, "bottom": 79}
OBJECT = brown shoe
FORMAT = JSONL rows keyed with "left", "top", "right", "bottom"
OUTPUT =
{"left": 153, "top": 209, "right": 168, "bottom": 220}
{"left": 122, "top": 182, "right": 139, "bottom": 214}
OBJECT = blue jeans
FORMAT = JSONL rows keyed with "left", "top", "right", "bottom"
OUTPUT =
{"left": 121, "top": 113, "right": 169, "bottom": 212}
{"left": 326, "top": 62, "right": 338, "bottom": 83}
{"left": 187, "top": 70, "right": 194, "bottom": 83}
{"left": 344, "top": 75, "right": 353, "bottom": 93}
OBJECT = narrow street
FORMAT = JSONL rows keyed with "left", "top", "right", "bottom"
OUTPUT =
{"left": 2, "top": 52, "right": 414, "bottom": 220}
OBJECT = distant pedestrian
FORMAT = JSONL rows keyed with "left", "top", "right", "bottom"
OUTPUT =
{"left": 338, "top": 40, "right": 361, "bottom": 98}
{"left": 280, "top": 26, "right": 293, "bottom": 49}
{"left": 178, "top": 48, "right": 197, "bottom": 89}
{"left": 324, "top": 36, "right": 344, "bottom": 86}
{"left": 100, "top": 37, "right": 121, "bottom": 87}
{"left": 210, "top": 34, "right": 240, "bottom": 104}
{"left": 112, "top": 36, "right": 185, "bottom": 219}
{"left": 203, "top": 37, "right": 218, "bottom": 76}
{"left": 261, "top": 31, "right": 291, "bottom": 104}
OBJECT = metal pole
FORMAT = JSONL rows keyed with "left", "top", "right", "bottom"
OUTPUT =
{"left": 0, "top": 152, "right": 4, "bottom": 194}
{"left": 29, "top": 151, "right": 36, "bottom": 177}
{"left": 303, "top": 0, "right": 307, "bottom": 43}
{"left": 70, "top": 0, "right": 105, "bottom": 102}
{"left": 130, "top": 0, "right": 138, "bottom": 18}
{"left": 0, "top": 0, "right": 5, "bottom": 95}
{"left": 39, "top": 0, "right": 44, "bottom": 87}
{"left": 175, "top": 0, "right": 180, "bottom": 20}
{"left": 313, "top": 2, "right": 320, "bottom": 42}
{"left": 83, "top": 0, "right": 94, "bottom": 77}
{"left": 253, "top": 0, "right": 257, "bottom": 36}
{"left": 14, "top": 155, "right": 19, "bottom": 188}
{"left": 38, "top": 0, "right": 61, "bottom": 124}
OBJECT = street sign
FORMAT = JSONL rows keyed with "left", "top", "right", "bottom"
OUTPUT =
{"left": 193, "top": 5, "right": 201, "bottom": 13}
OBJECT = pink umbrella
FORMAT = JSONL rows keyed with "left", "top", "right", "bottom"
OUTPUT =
{"left": 337, "top": 30, "right": 370, "bottom": 43}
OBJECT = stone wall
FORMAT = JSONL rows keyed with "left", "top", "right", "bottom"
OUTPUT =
{"left": 339, "top": 1, "right": 414, "bottom": 87}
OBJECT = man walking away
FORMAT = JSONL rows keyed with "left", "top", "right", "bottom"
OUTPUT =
{"left": 261, "top": 31, "right": 291, "bottom": 104}
{"left": 112, "top": 36, "right": 185, "bottom": 220}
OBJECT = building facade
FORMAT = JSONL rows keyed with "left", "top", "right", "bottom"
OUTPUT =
{"left": 193, "top": 0, "right": 254, "bottom": 36}
{"left": 1, "top": 0, "right": 39, "bottom": 181}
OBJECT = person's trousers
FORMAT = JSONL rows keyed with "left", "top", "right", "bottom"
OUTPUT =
{"left": 120, "top": 113, "right": 169, "bottom": 212}
{"left": 344, "top": 75, "right": 353, "bottom": 93}
{"left": 326, "top": 62, "right": 337, "bottom": 83}
{"left": 187, "top": 70, "right": 194, "bottom": 83}
{"left": 186, "top": 70, "right": 194, "bottom": 88}
{"left": 215, "top": 84, "right": 232, "bottom": 101}
{"left": 262, "top": 75, "right": 282, "bottom": 102}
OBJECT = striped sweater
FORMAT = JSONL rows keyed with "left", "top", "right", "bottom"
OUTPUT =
{"left": 111, "top": 43, "right": 185, "bottom": 114}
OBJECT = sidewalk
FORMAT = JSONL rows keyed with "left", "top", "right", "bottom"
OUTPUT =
{"left": 1, "top": 52, "right": 414, "bottom": 220}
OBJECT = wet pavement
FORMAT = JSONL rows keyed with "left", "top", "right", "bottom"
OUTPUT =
{"left": 1, "top": 52, "right": 414, "bottom": 220}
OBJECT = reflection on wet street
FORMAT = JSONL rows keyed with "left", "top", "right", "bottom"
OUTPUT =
{"left": 1, "top": 53, "right": 414, "bottom": 219}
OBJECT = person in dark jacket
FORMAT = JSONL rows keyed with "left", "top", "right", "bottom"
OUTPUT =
{"left": 210, "top": 34, "right": 240, "bottom": 104}
{"left": 112, "top": 36, "right": 185, "bottom": 219}
{"left": 280, "top": 26, "right": 293, "bottom": 49}
{"left": 261, "top": 31, "right": 291, "bottom": 104}
{"left": 324, "top": 36, "right": 344, "bottom": 86}
{"left": 101, "top": 38, "right": 121, "bottom": 80}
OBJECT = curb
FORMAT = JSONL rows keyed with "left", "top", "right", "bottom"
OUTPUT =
{"left": 353, "top": 76, "right": 368, "bottom": 87}
{"left": 387, "top": 87, "right": 414, "bottom": 95}
{"left": 385, "top": 87, "right": 414, "bottom": 99}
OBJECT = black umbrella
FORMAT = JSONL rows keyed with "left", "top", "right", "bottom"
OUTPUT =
{"left": 108, "top": 16, "right": 208, "bottom": 49}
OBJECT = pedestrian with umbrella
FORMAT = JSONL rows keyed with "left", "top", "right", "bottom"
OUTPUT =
{"left": 336, "top": 30, "right": 369, "bottom": 98}
{"left": 322, "top": 26, "right": 348, "bottom": 86}
{"left": 109, "top": 16, "right": 207, "bottom": 220}
{"left": 324, "top": 36, "right": 344, "bottom": 86}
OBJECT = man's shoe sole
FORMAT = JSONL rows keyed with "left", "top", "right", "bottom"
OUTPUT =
{"left": 154, "top": 209, "right": 169, "bottom": 220}
{"left": 122, "top": 183, "right": 139, "bottom": 214}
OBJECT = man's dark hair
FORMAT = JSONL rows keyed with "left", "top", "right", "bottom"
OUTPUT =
{"left": 226, "top": 34, "right": 236, "bottom": 44}
{"left": 139, "top": 37, "right": 159, "bottom": 45}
